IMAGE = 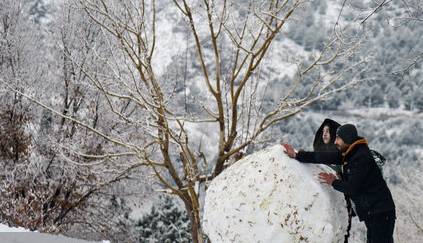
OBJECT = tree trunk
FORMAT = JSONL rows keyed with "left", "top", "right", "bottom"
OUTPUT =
{"left": 183, "top": 195, "right": 205, "bottom": 243}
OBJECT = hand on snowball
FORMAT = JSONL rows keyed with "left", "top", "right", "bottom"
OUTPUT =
{"left": 318, "top": 172, "right": 337, "bottom": 185}
{"left": 282, "top": 143, "right": 297, "bottom": 159}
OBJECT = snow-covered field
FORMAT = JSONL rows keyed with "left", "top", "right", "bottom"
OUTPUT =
{"left": 0, "top": 224, "right": 109, "bottom": 243}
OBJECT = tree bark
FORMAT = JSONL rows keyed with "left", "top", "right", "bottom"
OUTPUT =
{"left": 183, "top": 194, "right": 204, "bottom": 243}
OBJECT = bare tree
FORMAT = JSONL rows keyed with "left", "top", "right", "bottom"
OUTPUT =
{"left": 0, "top": 1, "right": 146, "bottom": 242}
{"left": 1, "top": 0, "right": 369, "bottom": 242}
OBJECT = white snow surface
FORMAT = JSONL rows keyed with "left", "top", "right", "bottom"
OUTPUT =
{"left": 0, "top": 224, "right": 109, "bottom": 243}
{"left": 203, "top": 145, "right": 348, "bottom": 243}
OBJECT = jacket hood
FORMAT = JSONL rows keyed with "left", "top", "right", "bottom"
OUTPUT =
{"left": 313, "top": 118, "right": 341, "bottom": 151}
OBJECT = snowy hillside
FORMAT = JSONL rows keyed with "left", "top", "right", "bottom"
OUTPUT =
{"left": 204, "top": 145, "right": 348, "bottom": 243}
{"left": 1, "top": 0, "right": 422, "bottom": 242}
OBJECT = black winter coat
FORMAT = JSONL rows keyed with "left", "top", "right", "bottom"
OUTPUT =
{"left": 296, "top": 137, "right": 396, "bottom": 221}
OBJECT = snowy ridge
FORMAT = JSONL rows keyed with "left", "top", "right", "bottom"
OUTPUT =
{"left": 203, "top": 145, "right": 348, "bottom": 243}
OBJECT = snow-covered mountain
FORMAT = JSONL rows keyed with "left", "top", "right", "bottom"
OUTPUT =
{"left": 1, "top": 0, "right": 422, "bottom": 242}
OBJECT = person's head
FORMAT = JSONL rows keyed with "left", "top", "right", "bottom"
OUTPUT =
{"left": 322, "top": 125, "right": 331, "bottom": 144}
{"left": 313, "top": 118, "right": 340, "bottom": 152}
{"left": 335, "top": 124, "right": 358, "bottom": 153}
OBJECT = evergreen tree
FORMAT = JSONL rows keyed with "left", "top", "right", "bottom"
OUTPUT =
{"left": 136, "top": 196, "right": 191, "bottom": 243}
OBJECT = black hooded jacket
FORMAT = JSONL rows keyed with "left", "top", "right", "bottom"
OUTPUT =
{"left": 313, "top": 118, "right": 340, "bottom": 152}
{"left": 310, "top": 119, "right": 342, "bottom": 173}
{"left": 296, "top": 138, "right": 396, "bottom": 221}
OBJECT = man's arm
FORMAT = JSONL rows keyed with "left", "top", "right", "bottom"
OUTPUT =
{"left": 296, "top": 150, "right": 343, "bottom": 165}
{"left": 332, "top": 157, "right": 370, "bottom": 196}
{"left": 282, "top": 143, "right": 342, "bottom": 165}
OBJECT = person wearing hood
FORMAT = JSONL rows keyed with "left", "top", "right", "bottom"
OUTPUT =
{"left": 313, "top": 118, "right": 340, "bottom": 152}
{"left": 283, "top": 123, "right": 396, "bottom": 243}
{"left": 312, "top": 118, "right": 342, "bottom": 173}
{"left": 310, "top": 119, "right": 353, "bottom": 242}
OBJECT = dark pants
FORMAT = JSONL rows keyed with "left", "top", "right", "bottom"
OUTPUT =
{"left": 364, "top": 211, "right": 396, "bottom": 243}
{"left": 344, "top": 196, "right": 354, "bottom": 243}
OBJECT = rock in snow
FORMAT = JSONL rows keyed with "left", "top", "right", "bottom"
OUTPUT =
{"left": 203, "top": 145, "right": 348, "bottom": 243}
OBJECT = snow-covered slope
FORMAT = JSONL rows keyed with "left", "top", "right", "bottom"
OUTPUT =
{"left": 0, "top": 224, "right": 108, "bottom": 243}
{"left": 203, "top": 145, "right": 348, "bottom": 243}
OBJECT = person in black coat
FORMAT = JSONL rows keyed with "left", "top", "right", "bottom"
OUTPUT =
{"left": 311, "top": 119, "right": 353, "bottom": 242}
{"left": 283, "top": 124, "right": 396, "bottom": 243}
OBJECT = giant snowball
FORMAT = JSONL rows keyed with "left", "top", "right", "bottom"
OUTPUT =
{"left": 203, "top": 145, "right": 348, "bottom": 243}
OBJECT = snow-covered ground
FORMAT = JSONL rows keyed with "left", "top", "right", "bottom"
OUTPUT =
{"left": 203, "top": 145, "right": 348, "bottom": 243}
{"left": 0, "top": 224, "right": 109, "bottom": 243}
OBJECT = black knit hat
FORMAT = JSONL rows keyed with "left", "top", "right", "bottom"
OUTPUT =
{"left": 336, "top": 124, "right": 358, "bottom": 144}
